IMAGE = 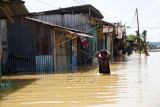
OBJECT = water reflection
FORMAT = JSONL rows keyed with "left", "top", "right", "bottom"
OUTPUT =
{"left": 0, "top": 52, "right": 160, "bottom": 107}
{"left": 112, "top": 56, "right": 127, "bottom": 63}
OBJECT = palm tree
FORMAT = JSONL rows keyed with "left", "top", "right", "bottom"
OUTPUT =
{"left": 125, "top": 30, "right": 149, "bottom": 56}
{"left": 125, "top": 34, "right": 137, "bottom": 55}
{"left": 142, "top": 30, "right": 150, "bottom": 56}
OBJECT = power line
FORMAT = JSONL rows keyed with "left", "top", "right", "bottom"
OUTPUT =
{"left": 78, "top": 0, "right": 87, "bottom": 4}
{"left": 127, "top": 26, "right": 160, "bottom": 29}
{"left": 130, "top": 10, "right": 136, "bottom": 27}
{"left": 33, "top": 0, "right": 58, "bottom": 8}
{"left": 72, "top": 0, "right": 83, "bottom": 5}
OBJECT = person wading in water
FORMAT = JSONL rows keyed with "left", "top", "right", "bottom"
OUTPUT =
{"left": 95, "top": 50, "right": 110, "bottom": 74}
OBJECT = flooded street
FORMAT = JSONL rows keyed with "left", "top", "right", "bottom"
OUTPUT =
{"left": 1, "top": 52, "right": 160, "bottom": 107}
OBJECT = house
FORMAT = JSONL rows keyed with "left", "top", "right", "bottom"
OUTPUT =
{"left": 112, "top": 23, "right": 126, "bottom": 56}
{"left": 1, "top": 17, "right": 93, "bottom": 73}
{"left": 31, "top": 4, "right": 114, "bottom": 65}
{"left": 0, "top": 2, "right": 96, "bottom": 74}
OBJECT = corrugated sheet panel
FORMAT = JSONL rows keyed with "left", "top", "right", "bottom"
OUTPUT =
{"left": 0, "top": 0, "right": 29, "bottom": 19}
{"left": 37, "top": 4, "right": 104, "bottom": 19}
{"left": 32, "top": 14, "right": 92, "bottom": 32}
{"left": 7, "top": 23, "right": 35, "bottom": 72}
{"left": 6, "top": 22, "right": 54, "bottom": 73}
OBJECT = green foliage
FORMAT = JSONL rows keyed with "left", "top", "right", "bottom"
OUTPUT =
{"left": 124, "top": 30, "right": 149, "bottom": 56}
{"left": 127, "top": 34, "right": 137, "bottom": 41}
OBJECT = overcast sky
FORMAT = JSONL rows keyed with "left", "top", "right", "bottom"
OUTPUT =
{"left": 24, "top": 0, "right": 160, "bottom": 42}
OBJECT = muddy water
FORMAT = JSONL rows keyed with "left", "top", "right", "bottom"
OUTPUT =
{"left": 0, "top": 52, "right": 160, "bottom": 107}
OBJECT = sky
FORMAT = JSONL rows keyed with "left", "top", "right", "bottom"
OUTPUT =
{"left": 24, "top": 0, "right": 160, "bottom": 42}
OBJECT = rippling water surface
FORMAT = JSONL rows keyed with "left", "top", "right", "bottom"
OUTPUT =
{"left": 0, "top": 52, "right": 160, "bottom": 107}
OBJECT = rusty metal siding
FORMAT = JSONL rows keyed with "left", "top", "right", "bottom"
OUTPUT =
{"left": 32, "top": 22, "right": 51, "bottom": 55}
{"left": 31, "top": 21, "right": 54, "bottom": 72}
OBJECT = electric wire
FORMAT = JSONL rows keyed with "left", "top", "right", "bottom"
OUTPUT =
{"left": 129, "top": 10, "right": 137, "bottom": 27}
{"left": 72, "top": 0, "right": 83, "bottom": 5}
{"left": 33, "top": 0, "right": 58, "bottom": 8}
{"left": 78, "top": 0, "right": 87, "bottom": 4}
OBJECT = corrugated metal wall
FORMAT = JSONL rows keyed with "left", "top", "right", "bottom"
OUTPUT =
{"left": 32, "top": 22, "right": 53, "bottom": 72}
{"left": 32, "top": 13, "right": 99, "bottom": 66}
{"left": 7, "top": 23, "right": 35, "bottom": 72}
{"left": 34, "top": 14, "right": 63, "bottom": 26}
{"left": 5, "top": 20, "right": 79, "bottom": 74}
{"left": 33, "top": 14, "right": 91, "bottom": 32}
{"left": 7, "top": 21, "right": 54, "bottom": 73}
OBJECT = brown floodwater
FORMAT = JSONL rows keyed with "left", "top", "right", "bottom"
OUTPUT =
{"left": 0, "top": 52, "right": 160, "bottom": 107}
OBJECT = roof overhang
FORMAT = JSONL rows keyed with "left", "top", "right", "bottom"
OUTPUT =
{"left": 76, "top": 33, "right": 95, "bottom": 38}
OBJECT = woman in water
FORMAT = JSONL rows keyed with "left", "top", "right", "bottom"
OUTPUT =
{"left": 95, "top": 50, "right": 110, "bottom": 74}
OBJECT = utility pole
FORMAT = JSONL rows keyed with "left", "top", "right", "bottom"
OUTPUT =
{"left": 136, "top": 8, "right": 141, "bottom": 54}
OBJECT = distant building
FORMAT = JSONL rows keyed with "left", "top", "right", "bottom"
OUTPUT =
{"left": 112, "top": 23, "right": 126, "bottom": 56}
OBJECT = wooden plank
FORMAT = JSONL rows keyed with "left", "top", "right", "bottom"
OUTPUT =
{"left": 51, "top": 29, "right": 57, "bottom": 72}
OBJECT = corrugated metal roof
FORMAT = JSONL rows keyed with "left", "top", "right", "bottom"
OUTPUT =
{"left": 32, "top": 4, "right": 104, "bottom": 19}
{"left": 0, "top": 0, "right": 29, "bottom": 19}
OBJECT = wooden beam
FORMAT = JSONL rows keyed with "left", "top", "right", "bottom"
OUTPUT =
{"left": 51, "top": 29, "right": 57, "bottom": 72}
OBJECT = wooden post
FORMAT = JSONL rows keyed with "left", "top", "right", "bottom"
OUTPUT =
{"left": 89, "top": 7, "right": 91, "bottom": 16}
{"left": 51, "top": 29, "right": 57, "bottom": 72}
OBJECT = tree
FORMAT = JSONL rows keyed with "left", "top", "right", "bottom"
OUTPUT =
{"left": 142, "top": 30, "right": 149, "bottom": 56}
{"left": 125, "top": 34, "right": 137, "bottom": 55}
{"left": 124, "top": 30, "right": 149, "bottom": 56}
